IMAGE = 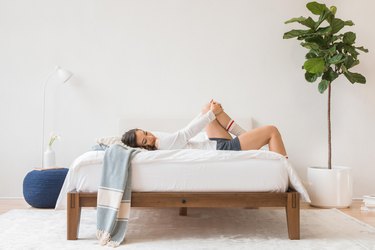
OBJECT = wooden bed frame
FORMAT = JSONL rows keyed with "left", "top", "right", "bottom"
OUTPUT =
{"left": 67, "top": 190, "right": 300, "bottom": 240}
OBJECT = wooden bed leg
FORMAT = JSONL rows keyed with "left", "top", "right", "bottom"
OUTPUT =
{"left": 285, "top": 192, "right": 300, "bottom": 240}
{"left": 179, "top": 207, "right": 187, "bottom": 216}
{"left": 67, "top": 192, "right": 81, "bottom": 240}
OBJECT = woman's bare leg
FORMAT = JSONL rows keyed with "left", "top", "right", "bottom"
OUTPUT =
{"left": 202, "top": 102, "right": 237, "bottom": 130}
{"left": 205, "top": 120, "right": 232, "bottom": 139}
{"left": 201, "top": 101, "right": 287, "bottom": 155}
{"left": 201, "top": 102, "right": 232, "bottom": 139}
{"left": 215, "top": 112, "right": 232, "bottom": 129}
{"left": 203, "top": 101, "right": 246, "bottom": 137}
{"left": 238, "top": 125, "right": 287, "bottom": 156}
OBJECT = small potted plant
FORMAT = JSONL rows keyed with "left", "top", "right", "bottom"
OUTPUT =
{"left": 283, "top": 1, "right": 368, "bottom": 207}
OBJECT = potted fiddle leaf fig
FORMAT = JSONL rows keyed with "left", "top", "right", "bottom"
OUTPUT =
{"left": 283, "top": 1, "right": 368, "bottom": 207}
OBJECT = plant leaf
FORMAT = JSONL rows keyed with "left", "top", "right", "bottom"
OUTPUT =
{"left": 301, "top": 42, "right": 320, "bottom": 50}
{"left": 305, "top": 71, "right": 318, "bottom": 82}
{"left": 322, "top": 67, "right": 339, "bottom": 81}
{"left": 283, "top": 29, "right": 311, "bottom": 39}
{"left": 355, "top": 46, "right": 369, "bottom": 53}
{"left": 285, "top": 16, "right": 316, "bottom": 29}
{"left": 318, "top": 79, "right": 330, "bottom": 93}
{"left": 351, "top": 60, "right": 360, "bottom": 68}
{"left": 330, "top": 6, "right": 337, "bottom": 15}
{"left": 305, "top": 36, "right": 326, "bottom": 47}
{"left": 304, "top": 57, "right": 326, "bottom": 74}
{"left": 306, "top": 51, "right": 319, "bottom": 59}
{"left": 307, "top": 1, "right": 328, "bottom": 15}
{"left": 331, "top": 18, "right": 345, "bottom": 34}
{"left": 341, "top": 64, "right": 348, "bottom": 73}
{"left": 344, "top": 45, "right": 359, "bottom": 58}
{"left": 344, "top": 72, "right": 366, "bottom": 84}
{"left": 328, "top": 54, "right": 345, "bottom": 64}
{"left": 345, "top": 56, "right": 359, "bottom": 69}
{"left": 315, "top": 26, "right": 332, "bottom": 35}
{"left": 326, "top": 11, "right": 335, "bottom": 24}
{"left": 335, "top": 42, "right": 345, "bottom": 52}
{"left": 301, "top": 17, "right": 315, "bottom": 29}
{"left": 332, "top": 34, "right": 344, "bottom": 42}
{"left": 328, "top": 45, "right": 337, "bottom": 56}
{"left": 344, "top": 20, "right": 354, "bottom": 26}
{"left": 301, "top": 17, "right": 317, "bottom": 29}
{"left": 343, "top": 32, "right": 356, "bottom": 44}
{"left": 285, "top": 16, "right": 306, "bottom": 24}
{"left": 315, "top": 9, "right": 331, "bottom": 29}
{"left": 321, "top": 45, "right": 337, "bottom": 57}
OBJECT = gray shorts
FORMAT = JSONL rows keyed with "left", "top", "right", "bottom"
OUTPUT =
{"left": 209, "top": 137, "right": 241, "bottom": 151}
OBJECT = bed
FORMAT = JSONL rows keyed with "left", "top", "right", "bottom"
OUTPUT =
{"left": 57, "top": 117, "right": 310, "bottom": 241}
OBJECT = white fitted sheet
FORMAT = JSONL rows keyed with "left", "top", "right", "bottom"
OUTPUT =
{"left": 55, "top": 149, "right": 309, "bottom": 209}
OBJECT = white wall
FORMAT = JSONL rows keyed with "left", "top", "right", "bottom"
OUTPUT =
{"left": 0, "top": 0, "right": 374, "bottom": 198}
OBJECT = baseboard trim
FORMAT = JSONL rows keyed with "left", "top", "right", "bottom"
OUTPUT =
{"left": 352, "top": 197, "right": 363, "bottom": 201}
{"left": 0, "top": 197, "right": 24, "bottom": 200}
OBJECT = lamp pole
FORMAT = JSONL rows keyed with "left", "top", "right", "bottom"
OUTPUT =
{"left": 41, "top": 66, "right": 73, "bottom": 167}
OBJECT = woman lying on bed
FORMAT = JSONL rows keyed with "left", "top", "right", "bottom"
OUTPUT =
{"left": 121, "top": 100, "right": 288, "bottom": 158}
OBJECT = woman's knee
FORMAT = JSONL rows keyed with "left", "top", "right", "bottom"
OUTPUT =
{"left": 264, "top": 125, "right": 280, "bottom": 137}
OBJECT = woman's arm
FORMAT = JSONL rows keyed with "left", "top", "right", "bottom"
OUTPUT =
{"left": 176, "top": 110, "right": 216, "bottom": 142}
{"left": 157, "top": 103, "right": 222, "bottom": 149}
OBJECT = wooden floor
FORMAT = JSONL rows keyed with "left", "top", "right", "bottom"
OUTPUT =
{"left": 0, "top": 199, "right": 374, "bottom": 227}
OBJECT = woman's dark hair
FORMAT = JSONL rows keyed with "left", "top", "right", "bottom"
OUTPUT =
{"left": 121, "top": 129, "right": 139, "bottom": 148}
{"left": 121, "top": 129, "right": 157, "bottom": 150}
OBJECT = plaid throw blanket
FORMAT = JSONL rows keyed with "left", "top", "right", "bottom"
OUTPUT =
{"left": 96, "top": 144, "right": 137, "bottom": 247}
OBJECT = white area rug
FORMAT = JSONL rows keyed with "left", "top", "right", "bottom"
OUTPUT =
{"left": 0, "top": 208, "right": 374, "bottom": 250}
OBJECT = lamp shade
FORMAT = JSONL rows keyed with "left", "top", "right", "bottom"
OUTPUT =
{"left": 56, "top": 66, "right": 73, "bottom": 83}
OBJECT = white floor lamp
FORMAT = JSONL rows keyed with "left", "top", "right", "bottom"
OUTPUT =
{"left": 41, "top": 66, "right": 73, "bottom": 168}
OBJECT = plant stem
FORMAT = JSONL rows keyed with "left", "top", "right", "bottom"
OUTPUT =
{"left": 328, "top": 82, "right": 332, "bottom": 169}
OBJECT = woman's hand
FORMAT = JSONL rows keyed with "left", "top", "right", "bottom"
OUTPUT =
{"left": 210, "top": 101, "right": 223, "bottom": 116}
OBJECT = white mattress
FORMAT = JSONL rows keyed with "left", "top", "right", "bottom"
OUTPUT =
{"left": 55, "top": 149, "right": 310, "bottom": 209}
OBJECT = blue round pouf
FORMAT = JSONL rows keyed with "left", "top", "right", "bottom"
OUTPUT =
{"left": 23, "top": 168, "right": 69, "bottom": 208}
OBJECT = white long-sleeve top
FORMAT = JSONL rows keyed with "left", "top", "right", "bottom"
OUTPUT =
{"left": 156, "top": 110, "right": 217, "bottom": 150}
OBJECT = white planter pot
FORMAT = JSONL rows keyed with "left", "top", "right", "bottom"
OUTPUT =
{"left": 43, "top": 147, "right": 56, "bottom": 168}
{"left": 307, "top": 166, "right": 353, "bottom": 208}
